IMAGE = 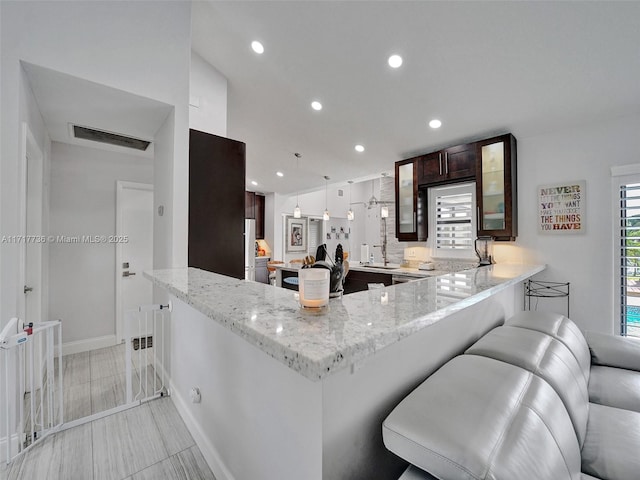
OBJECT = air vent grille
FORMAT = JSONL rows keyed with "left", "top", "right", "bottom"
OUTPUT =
{"left": 73, "top": 125, "right": 151, "bottom": 151}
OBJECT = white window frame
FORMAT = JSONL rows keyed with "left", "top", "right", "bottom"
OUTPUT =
{"left": 611, "top": 165, "right": 640, "bottom": 337}
{"left": 428, "top": 182, "right": 477, "bottom": 260}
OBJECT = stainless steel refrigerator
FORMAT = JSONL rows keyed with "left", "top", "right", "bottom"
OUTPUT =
{"left": 244, "top": 219, "right": 256, "bottom": 281}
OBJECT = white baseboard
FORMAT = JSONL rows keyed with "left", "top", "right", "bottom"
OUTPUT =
{"left": 0, "top": 433, "right": 20, "bottom": 464}
{"left": 57, "top": 334, "right": 117, "bottom": 356}
{"left": 169, "top": 379, "right": 235, "bottom": 480}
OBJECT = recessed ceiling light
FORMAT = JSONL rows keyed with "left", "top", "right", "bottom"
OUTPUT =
{"left": 388, "top": 54, "right": 403, "bottom": 68}
{"left": 429, "top": 119, "right": 442, "bottom": 129}
{"left": 251, "top": 180, "right": 258, "bottom": 186}
{"left": 276, "top": 171, "right": 284, "bottom": 177}
{"left": 355, "top": 144, "right": 365, "bottom": 153}
{"left": 311, "top": 101, "right": 323, "bottom": 111}
{"left": 251, "top": 41, "right": 264, "bottom": 54}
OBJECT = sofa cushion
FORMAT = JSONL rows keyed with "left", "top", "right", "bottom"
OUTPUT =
{"left": 506, "top": 311, "right": 592, "bottom": 384}
{"left": 585, "top": 331, "right": 640, "bottom": 372}
{"left": 383, "top": 355, "right": 582, "bottom": 480}
{"left": 581, "top": 403, "right": 640, "bottom": 480}
{"left": 465, "top": 325, "right": 590, "bottom": 447}
{"left": 589, "top": 365, "right": 640, "bottom": 413}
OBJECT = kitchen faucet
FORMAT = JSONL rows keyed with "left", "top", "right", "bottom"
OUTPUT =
{"left": 373, "top": 217, "right": 389, "bottom": 266}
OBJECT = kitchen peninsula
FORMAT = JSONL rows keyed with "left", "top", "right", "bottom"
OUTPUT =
{"left": 146, "top": 263, "right": 544, "bottom": 480}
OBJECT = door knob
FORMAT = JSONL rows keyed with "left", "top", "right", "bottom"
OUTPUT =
{"left": 122, "top": 271, "right": 136, "bottom": 277}
{"left": 24, "top": 286, "right": 33, "bottom": 294}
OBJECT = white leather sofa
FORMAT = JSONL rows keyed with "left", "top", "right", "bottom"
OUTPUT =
{"left": 383, "top": 311, "right": 640, "bottom": 480}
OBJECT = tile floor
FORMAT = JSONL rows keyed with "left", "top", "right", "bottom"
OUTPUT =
{"left": 3, "top": 344, "right": 216, "bottom": 479}
{"left": 58, "top": 343, "right": 161, "bottom": 422}
{"left": 4, "top": 397, "right": 216, "bottom": 480}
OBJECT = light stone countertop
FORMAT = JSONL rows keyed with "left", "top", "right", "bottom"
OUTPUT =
{"left": 145, "top": 263, "right": 545, "bottom": 381}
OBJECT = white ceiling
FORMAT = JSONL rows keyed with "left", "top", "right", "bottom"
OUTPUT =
{"left": 22, "top": 62, "right": 173, "bottom": 159}
{"left": 192, "top": 1, "right": 640, "bottom": 194}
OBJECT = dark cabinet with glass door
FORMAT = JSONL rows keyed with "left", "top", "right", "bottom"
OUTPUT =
{"left": 475, "top": 134, "right": 517, "bottom": 240}
{"left": 395, "top": 158, "right": 427, "bottom": 241}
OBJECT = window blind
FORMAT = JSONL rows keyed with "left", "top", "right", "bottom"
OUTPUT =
{"left": 619, "top": 183, "right": 640, "bottom": 337}
{"left": 434, "top": 192, "right": 474, "bottom": 251}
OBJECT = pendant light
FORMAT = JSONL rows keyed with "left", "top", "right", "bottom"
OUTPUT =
{"left": 293, "top": 153, "right": 302, "bottom": 218}
{"left": 323, "top": 175, "right": 330, "bottom": 221}
{"left": 347, "top": 180, "right": 355, "bottom": 221}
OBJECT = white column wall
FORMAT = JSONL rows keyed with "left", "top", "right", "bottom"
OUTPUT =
{"left": 189, "top": 51, "right": 228, "bottom": 137}
{"left": 0, "top": 0, "right": 191, "bottom": 327}
{"left": 169, "top": 297, "right": 323, "bottom": 480}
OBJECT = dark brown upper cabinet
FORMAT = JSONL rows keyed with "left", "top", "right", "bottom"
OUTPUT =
{"left": 189, "top": 129, "right": 246, "bottom": 279}
{"left": 476, "top": 133, "right": 517, "bottom": 241}
{"left": 418, "top": 143, "right": 476, "bottom": 186}
{"left": 245, "top": 191, "right": 265, "bottom": 239}
{"left": 245, "top": 191, "right": 256, "bottom": 219}
{"left": 395, "top": 158, "right": 427, "bottom": 242}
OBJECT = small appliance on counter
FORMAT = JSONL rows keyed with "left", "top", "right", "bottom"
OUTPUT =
{"left": 475, "top": 236, "right": 495, "bottom": 266}
{"left": 418, "top": 262, "right": 435, "bottom": 271}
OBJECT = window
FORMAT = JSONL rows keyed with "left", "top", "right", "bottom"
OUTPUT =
{"left": 428, "top": 182, "right": 477, "bottom": 259}
{"left": 619, "top": 182, "right": 640, "bottom": 338}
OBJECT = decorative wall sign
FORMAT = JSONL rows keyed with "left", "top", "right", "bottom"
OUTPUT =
{"left": 538, "top": 180, "right": 585, "bottom": 234}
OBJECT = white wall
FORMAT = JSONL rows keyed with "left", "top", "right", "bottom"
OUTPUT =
{"left": 1, "top": 0, "right": 191, "bottom": 329}
{"left": 48, "top": 142, "right": 153, "bottom": 345}
{"left": 190, "top": 51, "right": 228, "bottom": 136}
{"left": 273, "top": 179, "right": 403, "bottom": 263}
{"left": 275, "top": 185, "right": 353, "bottom": 262}
{"left": 501, "top": 113, "right": 640, "bottom": 334}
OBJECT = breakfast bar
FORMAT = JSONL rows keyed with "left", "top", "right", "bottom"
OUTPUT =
{"left": 145, "top": 263, "right": 544, "bottom": 480}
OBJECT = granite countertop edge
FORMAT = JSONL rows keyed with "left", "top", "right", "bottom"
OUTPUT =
{"left": 144, "top": 264, "right": 545, "bottom": 381}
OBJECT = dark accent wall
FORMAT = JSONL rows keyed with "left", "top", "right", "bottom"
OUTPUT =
{"left": 188, "top": 129, "right": 246, "bottom": 279}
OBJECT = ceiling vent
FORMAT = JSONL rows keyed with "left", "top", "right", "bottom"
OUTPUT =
{"left": 72, "top": 125, "right": 151, "bottom": 151}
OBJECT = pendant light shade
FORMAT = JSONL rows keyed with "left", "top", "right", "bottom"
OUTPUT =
{"left": 323, "top": 175, "right": 330, "bottom": 221}
{"left": 293, "top": 153, "right": 302, "bottom": 218}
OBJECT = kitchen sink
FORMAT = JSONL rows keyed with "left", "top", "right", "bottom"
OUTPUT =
{"left": 361, "top": 264, "right": 400, "bottom": 270}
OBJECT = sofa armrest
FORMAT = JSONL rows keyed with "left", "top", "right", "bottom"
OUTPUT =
{"left": 585, "top": 331, "right": 640, "bottom": 372}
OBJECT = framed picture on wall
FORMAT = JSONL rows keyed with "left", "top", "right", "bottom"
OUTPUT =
{"left": 285, "top": 215, "right": 308, "bottom": 253}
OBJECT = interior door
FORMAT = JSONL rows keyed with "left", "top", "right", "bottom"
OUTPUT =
{"left": 116, "top": 182, "right": 153, "bottom": 342}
